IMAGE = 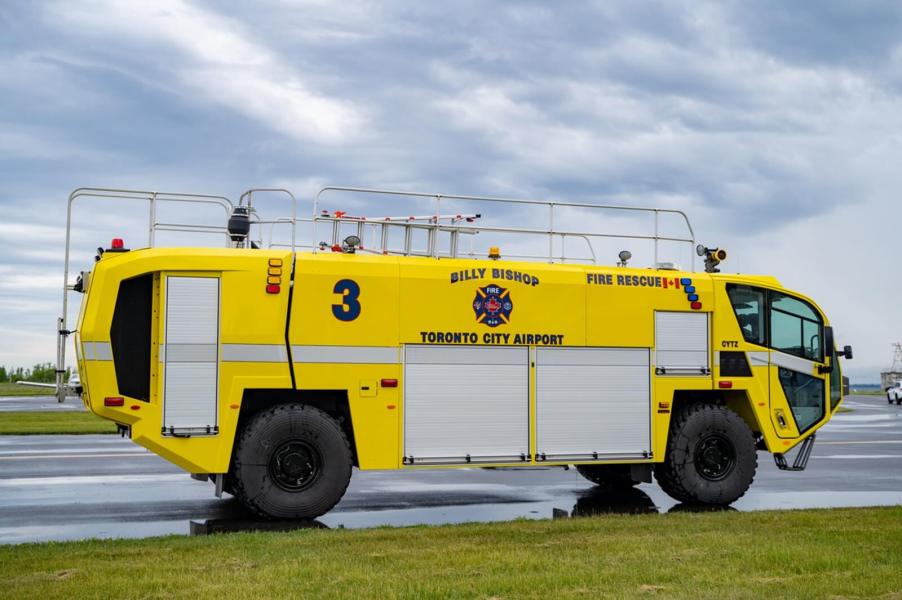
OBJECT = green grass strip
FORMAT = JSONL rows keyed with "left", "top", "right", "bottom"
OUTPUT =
{"left": 1, "top": 506, "right": 900, "bottom": 599}
{"left": 0, "top": 382, "right": 57, "bottom": 397}
{"left": 0, "top": 411, "right": 117, "bottom": 435}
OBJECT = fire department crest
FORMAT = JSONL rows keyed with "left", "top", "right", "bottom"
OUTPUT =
{"left": 473, "top": 284, "right": 513, "bottom": 327}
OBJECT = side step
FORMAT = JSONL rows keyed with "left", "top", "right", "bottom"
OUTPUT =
{"left": 773, "top": 434, "right": 815, "bottom": 471}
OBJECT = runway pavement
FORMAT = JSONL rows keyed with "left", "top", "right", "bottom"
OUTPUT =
{"left": 0, "top": 395, "right": 85, "bottom": 412}
{"left": 0, "top": 394, "right": 900, "bottom": 544}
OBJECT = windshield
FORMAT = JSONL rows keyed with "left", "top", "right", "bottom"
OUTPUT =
{"left": 770, "top": 292, "right": 823, "bottom": 362}
{"left": 726, "top": 284, "right": 824, "bottom": 362}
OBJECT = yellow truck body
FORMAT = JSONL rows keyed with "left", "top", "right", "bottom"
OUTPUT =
{"left": 73, "top": 241, "right": 846, "bottom": 517}
{"left": 60, "top": 186, "right": 851, "bottom": 518}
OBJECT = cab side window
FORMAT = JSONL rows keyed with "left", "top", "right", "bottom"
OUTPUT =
{"left": 769, "top": 292, "right": 823, "bottom": 362}
{"left": 726, "top": 285, "right": 765, "bottom": 346}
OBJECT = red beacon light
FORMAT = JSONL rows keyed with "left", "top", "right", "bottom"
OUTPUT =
{"left": 107, "top": 238, "right": 129, "bottom": 253}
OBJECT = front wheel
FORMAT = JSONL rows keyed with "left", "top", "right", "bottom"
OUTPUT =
{"left": 654, "top": 404, "right": 757, "bottom": 506}
{"left": 231, "top": 404, "right": 352, "bottom": 519}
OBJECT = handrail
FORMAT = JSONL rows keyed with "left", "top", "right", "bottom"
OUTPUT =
{"left": 313, "top": 186, "right": 696, "bottom": 267}
{"left": 238, "top": 188, "right": 297, "bottom": 250}
{"left": 58, "top": 188, "right": 234, "bottom": 402}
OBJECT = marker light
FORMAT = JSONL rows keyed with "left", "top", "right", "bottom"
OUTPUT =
{"left": 104, "top": 396, "right": 125, "bottom": 407}
{"left": 266, "top": 284, "right": 280, "bottom": 294}
{"left": 111, "top": 238, "right": 124, "bottom": 249}
{"left": 719, "top": 381, "right": 733, "bottom": 389}
{"left": 381, "top": 378, "right": 398, "bottom": 388}
{"left": 690, "top": 301, "right": 702, "bottom": 310}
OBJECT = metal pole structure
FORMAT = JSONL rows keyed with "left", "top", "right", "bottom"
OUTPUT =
{"left": 654, "top": 210, "right": 659, "bottom": 266}
{"left": 548, "top": 203, "right": 554, "bottom": 263}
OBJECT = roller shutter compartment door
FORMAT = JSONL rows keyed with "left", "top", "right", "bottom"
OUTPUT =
{"left": 404, "top": 345, "right": 529, "bottom": 464}
{"left": 536, "top": 347, "right": 651, "bottom": 461}
{"left": 162, "top": 276, "right": 220, "bottom": 436}
{"left": 655, "top": 311, "right": 710, "bottom": 375}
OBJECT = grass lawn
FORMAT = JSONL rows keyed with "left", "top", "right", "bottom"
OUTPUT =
{"left": 1, "top": 506, "right": 900, "bottom": 599}
{"left": 0, "top": 411, "right": 117, "bottom": 435}
{"left": 0, "top": 382, "right": 56, "bottom": 397}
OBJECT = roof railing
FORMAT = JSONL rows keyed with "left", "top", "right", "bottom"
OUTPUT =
{"left": 312, "top": 186, "right": 696, "bottom": 266}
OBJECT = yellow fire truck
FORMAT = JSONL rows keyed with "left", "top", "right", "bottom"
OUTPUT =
{"left": 57, "top": 187, "right": 852, "bottom": 518}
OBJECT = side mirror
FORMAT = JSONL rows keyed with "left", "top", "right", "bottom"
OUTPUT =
{"left": 840, "top": 345, "right": 853, "bottom": 360}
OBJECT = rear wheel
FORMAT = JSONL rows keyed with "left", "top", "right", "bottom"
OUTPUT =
{"left": 231, "top": 403, "right": 352, "bottom": 519}
{"left": 654, "top": 403, "right": 757, "bottom": 505}
{"left": 576, "top": 464, "right": 639, "bottom": 489}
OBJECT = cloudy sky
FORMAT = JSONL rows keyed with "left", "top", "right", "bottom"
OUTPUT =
{"left": 1, "top": 0, "right": 900, "bottom": 382}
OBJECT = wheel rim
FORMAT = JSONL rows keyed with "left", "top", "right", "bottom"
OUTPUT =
{"left": 693, "top": 433, "right": 736, "bottom": 481}
{"left": 268, "top": 440, "right": 322, "bottom": 492}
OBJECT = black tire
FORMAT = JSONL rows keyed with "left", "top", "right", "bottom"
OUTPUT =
{"left": 654, "top": 404, "right": 757, "bottom": 506}
{"left": 231, "top": 403, "right": 352, "bottom": 519}
{"left": 576, "top": 464, "right": 639, "bottom": 488}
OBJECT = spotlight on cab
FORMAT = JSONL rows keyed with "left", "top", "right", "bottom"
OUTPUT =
{"left": 617, "top": 250, "right": 632, "bottom": 267}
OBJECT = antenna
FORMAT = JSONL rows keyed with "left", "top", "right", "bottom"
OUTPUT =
{"left": 891, "top": 342, "right": 902, "bottom": 371}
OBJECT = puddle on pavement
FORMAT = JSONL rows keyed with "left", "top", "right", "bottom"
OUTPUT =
{"left": 186, "top": 487, "right": 902, "bottom": 537}
{"left": 4, "top": 487, "right": 902, "bottom": 545}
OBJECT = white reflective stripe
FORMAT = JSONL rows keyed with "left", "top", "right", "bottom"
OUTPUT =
{"left": 166, "top": 344, "right": 218, "bottom": 362}
{"left": 222, "top": 344, "right": 288, "bottom": 363}
{"left": 771, "top": 351, "right": 817, "bottom": 374}
{"left": 747, "top": 351, "right": 769, "bottom": 366}
{"left": 83, "top": 341, "right": 112, "bottom": 361}
{"left": 291, "top": 345, "right": 398, "bottom": 364}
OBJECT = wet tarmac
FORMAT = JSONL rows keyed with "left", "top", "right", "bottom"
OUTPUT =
{"left": 0, "top": 394, "right": 900, "bottom": 545}
{"left": 0, "top": 395, "right": 84, "bottom": 412}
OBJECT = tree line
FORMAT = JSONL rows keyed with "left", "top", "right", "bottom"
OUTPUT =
{"left": 0, "top": 363, "right": 70, "bottom": 383}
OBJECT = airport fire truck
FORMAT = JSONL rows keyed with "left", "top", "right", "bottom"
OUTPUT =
{"left": 57, "top": 187, "right": 852, "bottom": 518}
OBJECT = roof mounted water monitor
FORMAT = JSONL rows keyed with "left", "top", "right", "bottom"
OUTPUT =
{"left": 696, "top": 244, "right": 727, "bottom": 273}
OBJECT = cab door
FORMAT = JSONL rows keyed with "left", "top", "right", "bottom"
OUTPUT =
{"left": 767, "top": 292, "right": 827, "bottom": 438}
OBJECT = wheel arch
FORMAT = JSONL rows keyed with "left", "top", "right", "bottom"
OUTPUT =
{"left": 235, "top": 388, "right": 359, "bottom": 467}
{"left": 670, "top": 389, "right": 767, "bottom": 450}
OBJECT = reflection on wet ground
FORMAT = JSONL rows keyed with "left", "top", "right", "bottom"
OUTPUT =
{"left": 188, "top": 486, "right": 747, "bottom": 537}
{"left": 2, "top": 395, "right": 901, "bottom": 544}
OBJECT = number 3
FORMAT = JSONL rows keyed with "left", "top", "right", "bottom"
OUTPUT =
{"left": 332, "top": 279, "right": 361, "bottom": 321}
